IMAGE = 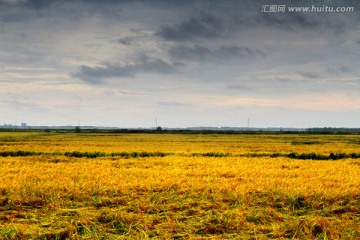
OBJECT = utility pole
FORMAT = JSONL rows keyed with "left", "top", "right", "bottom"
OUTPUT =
{"left": 247, "top": 118, "right": 250, "bottom": 131}
{"left": 155, "top": 118, "right": 157, "bottom": 128}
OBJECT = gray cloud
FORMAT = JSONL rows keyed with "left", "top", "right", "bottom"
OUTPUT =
{"left": 227, "top": 85, "right": 253, "bottom": 91}
{"left": 155, "top": 0, "right": 360, "bottom": 45}
{"left": 156, "top": 11, "right": 226, "bottom": 41}
{"left": 2, "top": 0, "right": 360, "bottom": 127}
{"left": 169, "top": 45, "right": 265, "bottom": 61}
{"left": 339, "top": 66, "right": 352, "bottom": 73}
{"left": 72, "top": 64, "right": 132, "bottom": 84}
{"left": 118, "top": 32, "right": 153, "bottom": 46}
{"left": 0, "top": 0, "right": 126, "bottom": 23}
{"left": 0, "top": 0, "right": 123, "bottom": 7}
{"left": 158, "top": 101, "right": 191, "bottom": 108}
{"left": 0, "top": 0, "right": 61, "bottom": 10}
{"left": 326, "top": 66, "right": 353, "bottom": 75}
{"left": 72, "top": 55, "right": 178, "bottom": 84}
{"left": 0, "top": 0, "right": 26, "bottom": 4}
{"left": 2, "top": 99, "right": 48, "bottom": 112}
{"left": 299, "top": 72, "right": 320, "bottom": 79}
{"left": 326, "top": 67, "right": 337, "bottom": 74}
{"left": 258, "top": 1, "right": 360, "bottom": 35}
{"left": 118, "top": 38, "right": 133, "bottom": 45}
{"left": 22, "top": 0, "right": 55, "bottom": 9}
{"left": 259, "top": 12, "right": 322, "bottom": 31}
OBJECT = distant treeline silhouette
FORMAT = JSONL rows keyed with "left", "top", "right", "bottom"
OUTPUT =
{"left": 307, "top": 128, "right": 360, "bottom": 133}
{"left": 0, "top": 127, "right": 359, "bottom": 134}
{"left": 0, "top": 150, "right": 359, "bottom": 160}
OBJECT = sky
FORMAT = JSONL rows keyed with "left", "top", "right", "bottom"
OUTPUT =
{"left": 0, "top": 0, "right": 359, "bottom": 128}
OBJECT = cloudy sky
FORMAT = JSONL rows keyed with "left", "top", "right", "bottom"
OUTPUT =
{"left": 1, "top": 0, "right": 359, "bottom": 128}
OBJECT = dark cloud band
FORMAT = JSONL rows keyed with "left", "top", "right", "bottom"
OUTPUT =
{"left": 72, "top": 56, "right": 178, "bottom": 84}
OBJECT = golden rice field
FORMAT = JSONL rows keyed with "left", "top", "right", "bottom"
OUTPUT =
{"left": 0, "top": 132, "right": 359, "bottom": 239}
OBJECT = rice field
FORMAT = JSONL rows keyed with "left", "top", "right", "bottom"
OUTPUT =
{"left": 0, "top": 132, "right": 359, "bottom": 239}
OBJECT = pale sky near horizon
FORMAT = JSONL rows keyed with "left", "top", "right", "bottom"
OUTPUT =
{"left": 1, "top": 0, "right": 359, "bottom": 128}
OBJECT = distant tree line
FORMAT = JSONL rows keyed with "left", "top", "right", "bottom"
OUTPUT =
{"left": 307, "top": 128, "right": 360, "bottom": 134}
{"left": 0, "top": 127, "right": 359, "bottom": 134}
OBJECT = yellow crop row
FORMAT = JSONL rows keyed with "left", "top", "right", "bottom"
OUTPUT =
{"left": 0, "top": 132, "right": 359, "bottom": 154}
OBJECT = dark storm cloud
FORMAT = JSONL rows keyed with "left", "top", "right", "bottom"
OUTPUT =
{"left": 72, "top": 55, "right": 178, "bottom": 84}
{"left": 258, "top": 10, "right": 356, "bottom": 35}
{"left": 156, "top": 11, "right": 226, "bottom": 41}
{"left": 155, "top": 0, "right": 360, "bottom": 44}
{"left": 1, "top": 0, "right": 360, "bottom": 127}
{"left": 169, "top": 45, "right": 265, "bottom": 61}
{"left": 258, "top": 0, "right": 360, "bottom": 34}
{"left": 259, "top": 12, "right": 322, "bottom": 31}
{"left": 3, "top": 0, "right": 358, "bottom": 36}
